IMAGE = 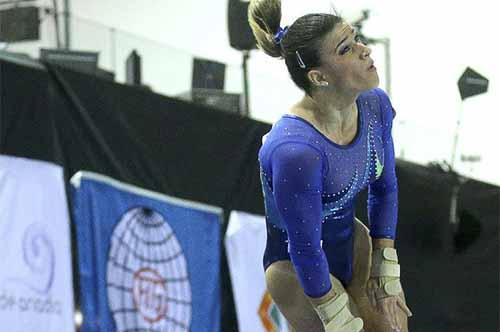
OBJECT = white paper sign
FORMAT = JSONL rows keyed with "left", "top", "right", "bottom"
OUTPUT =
{"left": 0, "top": 156, "right": 75, "bottom": 332}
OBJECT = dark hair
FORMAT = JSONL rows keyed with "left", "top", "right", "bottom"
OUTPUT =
{"left": 248, "top": 0, "right": 342, "bottom": 95}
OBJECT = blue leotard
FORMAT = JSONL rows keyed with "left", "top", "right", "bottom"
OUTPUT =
{"left": 258, "top": 88, "right": 398, "bottom": 298}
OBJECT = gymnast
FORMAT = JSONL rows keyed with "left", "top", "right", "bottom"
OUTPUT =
{"left": 250, "top": 1, "right": 412, "bottom": 331}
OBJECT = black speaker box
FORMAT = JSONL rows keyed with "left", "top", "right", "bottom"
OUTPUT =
{"left": 126, "top": 50, "right": 141, "bottom": 85}
{"left": 228, "top": 0, "right": 257, "bottom": 51}
{"left": 40, "top": 49, "right": 98, "bottom": 75}
{"left": 0, "top": 6, "right": 39, "bottom": 42}
{"left": 177, "top": 89, "right": 241, "bottom": 114}
{"left": 192, "top": 58, "right": 225, "bottom": 90}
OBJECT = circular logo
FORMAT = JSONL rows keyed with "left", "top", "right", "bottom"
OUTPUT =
{"left": 132, "top": 268, "right": 167, "bottom": 323}
{"left": 107, "top": 207, "right": 191, "bottom": 331}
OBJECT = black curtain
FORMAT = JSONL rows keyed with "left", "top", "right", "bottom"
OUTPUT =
{"left": 1, "top": 58, "right": 498, "bottom": 331}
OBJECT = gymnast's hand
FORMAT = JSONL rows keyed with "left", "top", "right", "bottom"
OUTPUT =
{"left": 367, "top": 247, "right": 412, "bottom": 331}
{"left": 366, "top": 276, "right": 412, "bottom": 331}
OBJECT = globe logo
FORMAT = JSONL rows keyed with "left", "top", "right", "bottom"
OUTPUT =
{"left": 133, "top": 268, "right": 168, "bottom": 323}
{"left": 107, "top": 207, "right": 192, "bottom": 331}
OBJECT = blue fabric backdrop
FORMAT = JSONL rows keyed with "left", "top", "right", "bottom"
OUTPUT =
{"left": 71, "top": 172, "right": 222, "bottom": 332}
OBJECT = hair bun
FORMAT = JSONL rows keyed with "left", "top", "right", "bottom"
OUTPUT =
{"left": 248, "top": 0, "right": 283, "bottom": 58}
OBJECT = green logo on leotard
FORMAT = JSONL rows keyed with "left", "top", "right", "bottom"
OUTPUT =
{"left": 375, "top": 153, "right": 384, "bottom": 179}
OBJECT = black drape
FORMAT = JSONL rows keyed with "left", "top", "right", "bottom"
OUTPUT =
{"left": 1, "top": 58, "right": 498, "bottom": 331}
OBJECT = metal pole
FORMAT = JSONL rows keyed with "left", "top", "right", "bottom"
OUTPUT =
{"left": 383, "top": 38, "right": 391, "bottom": 97}
{"left": 110, "top": 28, "right": 116, "bottom": 73}
{"left": 242, "top": 50, "right": 250, "bottom": 116}
{"left": 0, "top": 0, "right": 34, "bottom": 6}
{"left": 63, "top": 0, "right": 70, "bottom": 49}
{"left": 449, "top": 182, "right": 459, "bottom": 226}
{"left": 451, "top": 102, "right": 464, "bottom": 169}
{"left": 51, "top": 0, "right": 61, "bottom": 48}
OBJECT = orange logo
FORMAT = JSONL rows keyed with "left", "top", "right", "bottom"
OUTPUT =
{"left": 259, "top": 291, "right": 289, "bottom": 332}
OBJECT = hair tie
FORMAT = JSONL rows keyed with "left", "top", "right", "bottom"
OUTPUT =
{"left": 273, "top": 26, "right": 289, "bottom": 45}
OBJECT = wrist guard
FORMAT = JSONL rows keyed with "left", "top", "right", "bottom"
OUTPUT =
{"left": 314, "top": 293, "right": 364, "bottom": 332}
{"left": 370, "top": 248, "right": 402, "bottom": 298}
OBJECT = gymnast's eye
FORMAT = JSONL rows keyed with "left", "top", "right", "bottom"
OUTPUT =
{"left": 340, "top": 45, "right": 351, "bottom": 55}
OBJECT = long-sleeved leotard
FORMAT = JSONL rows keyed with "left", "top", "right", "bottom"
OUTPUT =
{"left": 258, "top": 88, "right": 398, "bottom": 298}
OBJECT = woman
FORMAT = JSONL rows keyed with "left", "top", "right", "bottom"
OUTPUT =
{"left": 250, "top": 1, "right": 413, "bottom": 331}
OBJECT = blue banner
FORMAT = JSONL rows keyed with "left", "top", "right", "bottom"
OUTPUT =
{"left": 70, "top": 171, "right": 222, "bottom": 332}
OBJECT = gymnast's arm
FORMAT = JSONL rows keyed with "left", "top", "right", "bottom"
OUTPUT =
{"left": 366, "top": 91, "right": 414, "bottom": 323}
{"left": 270, "top": 141, "right": 336, "bottom": 304}
{"left": 368, "top": 89, "right": 398, "bottom": 245}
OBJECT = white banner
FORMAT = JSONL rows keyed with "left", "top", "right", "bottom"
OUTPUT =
{"left": 0, "top": 155, "right": 75, "bottom": 332}
{"left": 225, "top": 211, "right": 289, "bottom": 332}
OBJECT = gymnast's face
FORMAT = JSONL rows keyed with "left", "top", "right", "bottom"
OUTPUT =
{"left": 310, "top": 21, "right": 379, "bottom": 92}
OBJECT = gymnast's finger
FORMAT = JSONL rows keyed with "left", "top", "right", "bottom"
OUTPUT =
{"left": 397, "top": 295, "right": 413, "bottom": 317}
{"left": 383, "top": 298, "right": 399, "bottom": 331}
{"left": 392, "top": 300, "right": 401, "bottom": 331}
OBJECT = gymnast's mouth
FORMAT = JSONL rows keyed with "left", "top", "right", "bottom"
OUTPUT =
{"left": 367, "top": 61, "right": 376, "bottom": 71}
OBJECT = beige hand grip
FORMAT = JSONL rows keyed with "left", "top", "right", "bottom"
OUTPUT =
{"left": 315, "top": 292, "right": 364, "bottom": 332}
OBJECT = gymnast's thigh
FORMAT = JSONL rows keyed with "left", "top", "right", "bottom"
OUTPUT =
{"left": 265, "top": 260, "right": 325, "bottom": 332}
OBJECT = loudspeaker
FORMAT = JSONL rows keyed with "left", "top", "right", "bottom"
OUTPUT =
{"left": 126, "top": 50, "right": 141, "bottom": 85}
{"left": 177, "top": 89, "right": 241, "bottom": 114}
{"left": 228, "top": 0, "right": 257, "bottom": 51}
{"left": 0, "top": 6, "right": 39, "bottom": 42}
{"left": 457, "top": 67, "right": 488, "bottom": 100}
{"left": 40, "top": 49, "right": 98, "bottom": 75}
{"left": 192, "top": 58, "right": 225, "bottom": 90}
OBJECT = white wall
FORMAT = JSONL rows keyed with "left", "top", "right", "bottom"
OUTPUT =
{"left": 7, "top": 0, "right": 499, "bottom": 185}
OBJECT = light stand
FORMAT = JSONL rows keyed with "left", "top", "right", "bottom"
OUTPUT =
{"left": 51, "top": 0, "right": 61, "bottom": 48}
{"left": 448, "top": 67, "right": 488, "bottom": 229}
{"left": 63, "top": 0, "right": 70, "bottom": 49}
{"left": 242, "top": 50, "right": 250, "bottom": 116}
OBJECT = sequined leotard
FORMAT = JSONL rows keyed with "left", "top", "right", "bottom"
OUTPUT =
{"left": 258, "top": 88, "right": 398, "bottom": 298}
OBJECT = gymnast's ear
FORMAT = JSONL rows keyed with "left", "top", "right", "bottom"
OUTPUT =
{"left": 307, "top": 69, "right": 329, "bottom": 88}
